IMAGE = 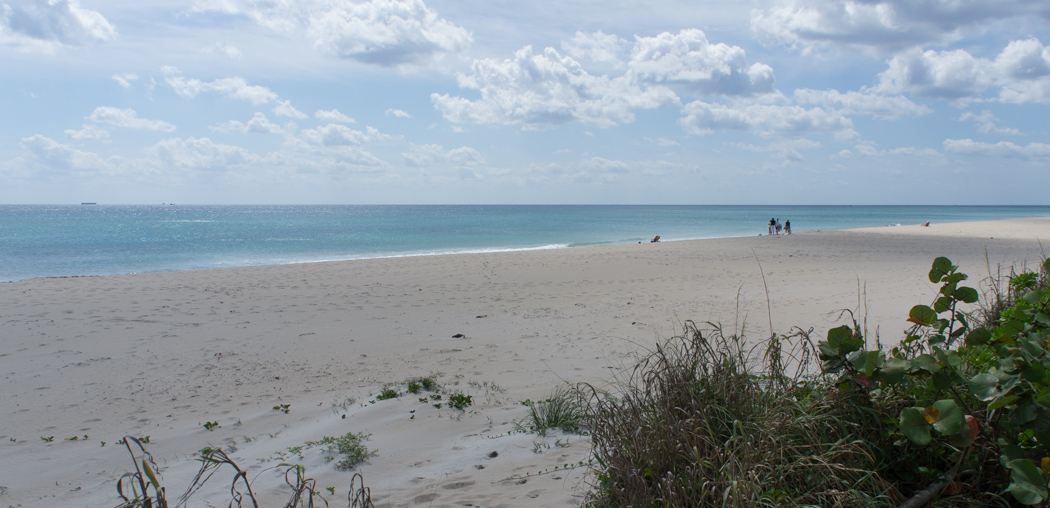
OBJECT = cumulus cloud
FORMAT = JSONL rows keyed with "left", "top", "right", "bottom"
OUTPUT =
{"left": 162, "top": 66, "right": 280, "bottom": 104}
{"left": 793, "top": 88, "right": 930, "bottom": 119}
{"left": 432, "top": 29, "right": 781, "bottom": 129}
{"left": 148, "top": 137, "right": 255, "bottom": 170}
{"left": 432, "top": 45, "right": 678, "bottom": 128}
{"left": 751, "top": 0, "right": 1050, "bottom": 54}
{"left": 64, "top": 124, "right": 110, "bottom": 141}
{"left": 112, "top": 73, "right": 138, "bottom": 88}
{"left": 958, "top": 111, "right": 1019, "bottom": 135}
{"left": 385, "top": 108, "right": 411, "bottom": 118}
{"left": 561, "top": 30, "right": 631, "bottom": 73}
{"left": 679, "top": 100, "right": 855, "bottom": 138}
{"left": 876, "top": 39, "right": 1050, "bottom": 104}
{"left": 211, "top": 112, "right": 285, "bottom": 134}
{"left": 299, "top": 124, "right": 394, "bottom": 146}
{"left": 629, "top": 29, "right": 775, "bottom": 96}
{"left": 192, "top": 0, "right": 472, "bottom": 67}
{"left": 853, "top": 141, "right": 941, "bottom": 158}
{"left": 401, "top": 143, "right": 483, "bottom": 167}
{"left": 88, "top": 107, "right": 176, "bottom": 132}
{"left": 273, "top": 100, "right": 307, "bottom": 119}
{"left": 316, "top": 109, "right": 356, "bottom": 123}
{"left": 19, "top": 134, "right": 114, "bottom": 173}
{"left": 0, "top": 0, "right": 116, "bottom": 52}
{"left": 944, "top": 138, "right": 1050, "bottom": 158}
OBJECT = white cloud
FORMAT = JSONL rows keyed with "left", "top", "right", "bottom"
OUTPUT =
{"left": 316, "top": 109, "right": 356, "bottom": 123}
{"left": 213, "top": 112, "right": 285, "bottom": 134}
{"left": 88, "top": 107, "right": 176, "bottom": 132}
{"left": 751, "top": 0, "right": 1050, "bottom": 54}
{"left": 876, "top": 39, "right": 1050, "bottom": 104}
{"left": 401, "top": 143, "right": 483, "bottom": 166}
{"left": 0, "top": 0, "right": 116, "bottom": 53}
{"left": 192, "top": 0, "right": 472, "bottom": 67}
{"left": 432, "top": 45, "right": 678, "bottom": 128}
{"left": 203, "top": 41, "right": 242, "bottom": 59}
{"left": 944, "top": 138, "right": 1050, "bottom": 158}
{"left": 385, "top": 108, "right": 411, "bottom": 118}
{"left": 112, "top": 73, "right": 138, "bottom": 88}
{"left": 628, "top": 29, "right": 775, "bottom": 97}
{"left": 561, "top": 30, "right": 631, "bottom": 73}
{"left": 299, "top": 124, "right": 394, "bottom": 146}
{"left": 64, "top": 124, "right": 110, "bottom": 141}
{"left": 273, "top": 100, "right": 307, "bottom": 119}
{"left": 853, "top": 141, "right": 941, "bottom": 158}
{"left": 19, "top": 134, "right": 114, "bottom": 173}
{"left": 679, "top": 100, "right": 855, "bottom": 138}
{"left": 958, "top": 111, "right": 1019, "bottom": 135}
{"left": 877, "top": 48, "right": 993, "bottom": 100}
{"left": 162, "top": 66, "right": 279, "bottom": 104}
{"left": 793, "top": 88, "right": 930, "bottom": 120}
{"left": 148, "top": 137, "right": 255, "bottom": 170}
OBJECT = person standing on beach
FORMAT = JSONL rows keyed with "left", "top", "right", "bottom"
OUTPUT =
{"left": 775, "top": 219, "right": 782, "bottom": 235}
{"left": 785, "top": 219, "right": 791, "bottom": 234}
{"left": 769, "top": 218, "right": 775, "bottom": 236}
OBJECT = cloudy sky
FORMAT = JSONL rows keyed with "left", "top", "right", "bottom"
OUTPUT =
{"left": 2, "top": 0, "right": 1048, "bottom": 204}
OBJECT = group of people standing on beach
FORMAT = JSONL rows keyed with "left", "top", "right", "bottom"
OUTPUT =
{"left": 768, "top": 217, "right": 790, "bottom": 235}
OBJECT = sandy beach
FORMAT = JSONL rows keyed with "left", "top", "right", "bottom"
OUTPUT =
{"left": 1, "top": 217, "right": 1048, "bottom": 508}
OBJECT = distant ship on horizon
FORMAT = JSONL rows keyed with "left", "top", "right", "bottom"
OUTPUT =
{"left": 80, "top": 202, "right": 97, "bottom": 205}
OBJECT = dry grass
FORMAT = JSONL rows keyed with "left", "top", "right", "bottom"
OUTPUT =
{"left": 579, "top": 321, "right": 899, "bottom": 508}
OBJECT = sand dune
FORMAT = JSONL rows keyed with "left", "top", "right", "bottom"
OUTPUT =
{"left": 0, "top": 218, "right": 1047, "bottom": 507}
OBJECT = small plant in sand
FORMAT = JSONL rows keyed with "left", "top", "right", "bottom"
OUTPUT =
{"left": 407, "top": 376, "right": 439, "bottom": 394}
{"left": 445, "top": 392, "right": 473, "bottom": 410}
{"left": 516, "top": 386, "right": 585, "bottom": 436}
{"left": 273, "top": 403, "right": 291, "bottom": 414}
{"left": 202, "top": 421, "right": 220, "bottom": 431}
{"left": 375, "top": 387, "right": 399, "bottom": 400}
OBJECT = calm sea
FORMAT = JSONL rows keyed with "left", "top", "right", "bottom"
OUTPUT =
{"left": 1, "top": 205, "right": 1048, "bottom": 282}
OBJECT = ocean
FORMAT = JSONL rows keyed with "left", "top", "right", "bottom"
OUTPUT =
{"left": 2, "top": 205, "right": 1048, "bottom": 282}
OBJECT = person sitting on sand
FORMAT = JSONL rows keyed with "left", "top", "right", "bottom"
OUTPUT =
{"left": 923, "top": 221, "right": 930, "bottom": 227}
{"left": 785, "top": 219, "right": 791, "bottom": 235}
{"left": 651, "top": 235, "right": 660, "bottom": 243}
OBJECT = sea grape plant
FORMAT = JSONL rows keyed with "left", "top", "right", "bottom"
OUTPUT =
{"left": 818, "top": 256, "right": 1050, "bottom": 504}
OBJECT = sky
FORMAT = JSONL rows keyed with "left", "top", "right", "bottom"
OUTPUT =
{"left": 1, "top": 0, "right": 1048, "bottom": 205}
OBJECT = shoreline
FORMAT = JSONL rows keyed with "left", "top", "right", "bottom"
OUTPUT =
{"left": 1, "top": 217, "right": 1048, "bottom": 507}
{"left": 6, "top": 215, "right": 1049, "bottom": 284}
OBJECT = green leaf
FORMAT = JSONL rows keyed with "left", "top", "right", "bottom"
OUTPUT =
{"left": 929, "top": 257, "right": 953, "bottom": 283}
{"left": 900, "top": 407, "right": 932, "bottom": 446}
{"left": 908, "top": 305, "right": 938, "bottom": 326}
{"left": 911, "top": 354, "right": 941, "bottom": 374}
{"left": 879, "top": 357, "right": 908, "bottom": 385}
{"left": 970, "top": 373, "right": 1001, "bottom": 401}
{"left": 931, "top": 399, "right": 964, "bottom": 436}
{"left": 934, "top": 296, "right": 953, "bottom": 313}
{"left": 1001, "top": 318, "right": 1027, "bottom": 339}
{"left": 855, "top": 350, "right": 883, "bottom": 376}
{"left": 965, "top": 327, "right": 992, "bottom": 346}
{"left": 955, "top": 286, "right": 979, "bottom": 304}
{"left": 1008, "top": 459, "right": 1050, "bottom": 505}
{"left": 142, "top": 459, "right": 160, "bottom": 491}
{"left": 989, "top": 395, "right": 1020, "bottom": 411}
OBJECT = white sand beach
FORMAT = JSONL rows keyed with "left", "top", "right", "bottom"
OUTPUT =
{"left": 1, "top": 218, "right": 1048, "bottom": 508}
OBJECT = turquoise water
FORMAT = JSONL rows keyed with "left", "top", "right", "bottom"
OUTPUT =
{"left": 1, "top": 205, "right": 1048, "bottom": 282}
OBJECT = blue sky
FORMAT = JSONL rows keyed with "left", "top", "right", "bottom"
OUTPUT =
{"left": 1, "top": 0, "right": 1048, "bottom": 204}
